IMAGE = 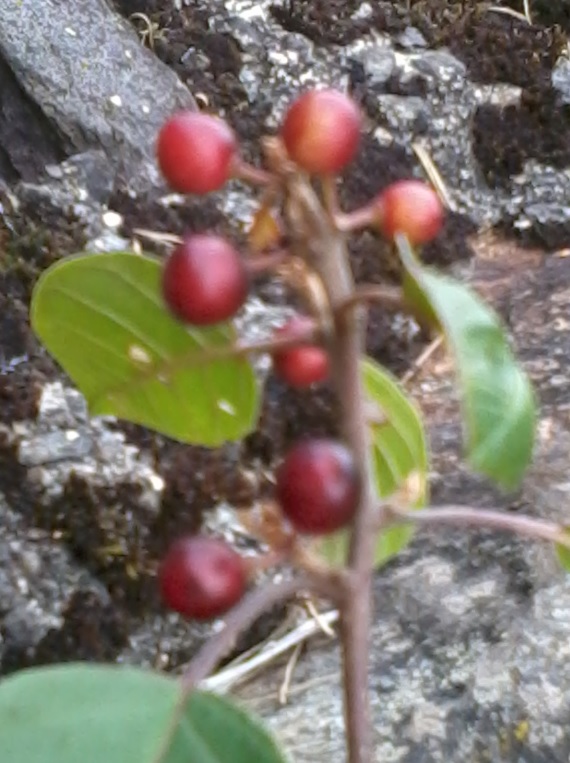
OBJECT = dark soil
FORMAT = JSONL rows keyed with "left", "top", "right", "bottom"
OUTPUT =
{"left": 0, "top": 0, "right": 568, "bottom": 674}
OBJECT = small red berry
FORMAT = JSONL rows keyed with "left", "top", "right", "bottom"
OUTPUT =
{"left": 272, "top": 316, "right": 330, "bottom": 388}
{"left": 373, "top": 180, "right": 444, "bottom": 245}
{"left": 162, "top": 234, "right": 248, "bottom": 325}
{"left": 156, "top": 112, "right": 237, "bottom": 194}
{"left": 159, "top": 536, "right": 246, "bottom": 620}
{"left": 280, "top": 89, "right": 362, "bottom": 174}
{"left": 275, "top": 439, "right": 360, "bottom": 535}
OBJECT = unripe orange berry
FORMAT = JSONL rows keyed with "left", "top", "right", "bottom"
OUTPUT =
{"left": 280, "top": 89, "right": 362, "bottom": 174}
{"left": 373, "top": 180, "right": 444, "bottom": 244}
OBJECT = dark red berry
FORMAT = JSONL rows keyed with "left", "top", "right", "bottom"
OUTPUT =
{"left": 159, "top": 536, "right": 246, "bottom": 620}
{"left": 280, "top": 89, "right": 362, "bottom": 174}
{"left": 272, "top": 316, "right": 330, "bottom": 388}
{"left": 275, "top": 439, "right": 360, "bottom": 535}
{"left": 162, "top": 234, "right": 248, "bottom": 325}
{"left": 373, "top": 180, "right": 444, "bottom": 245}
{"left": 156, "top": 112, "right": 237, "bottom": 194}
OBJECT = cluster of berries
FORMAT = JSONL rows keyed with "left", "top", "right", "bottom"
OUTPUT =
{"left": 155, "top": 89, "right": 443, "bottom": 620}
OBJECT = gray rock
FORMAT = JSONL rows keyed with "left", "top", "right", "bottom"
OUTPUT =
{"left": 351, "top": 42, "right": 396, "bottom": 87}
{"left": 506, "top": 162, "right": 570, "bottom": 241}
{"left": 18, "top": 430, "right": 94, "bottom": 467}
{"left": 552, "top": 57, "right": 570, "bottom": 105}
{"left": 396, "top": 27, "right": 428, "bottom": 50}
{"left": 0, "top": 0, "right": 195, "bottom": 191}
{"left": 375, "top": 94, "right": 430, "bottom": 133}
{"left": 0, "top": 496, "right": 113, "bottom": 671}
{"left": 15, "top": 150, "right": 118, "bottom": 242}
{"left": 10, "top": 382, "right": 164, "bottom": 510}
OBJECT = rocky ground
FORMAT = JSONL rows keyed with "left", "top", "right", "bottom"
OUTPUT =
{"left": 0, "top": 0, "right": 569, "bottom": 761}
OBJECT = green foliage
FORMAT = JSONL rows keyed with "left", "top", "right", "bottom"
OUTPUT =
{"left": 0, "top": 664, "right": 287, "bottom": 763}
{"left": 30, "top": 252, "right": 260, "bottom": 446}
{"left": 397, "top": 235, "right": 536, "bottom": 490}
{"left": 318, "top": 358, "right": 428, "bottom": 567}
{"left": 555, "top": 534, "right": 570, "bottom": 572}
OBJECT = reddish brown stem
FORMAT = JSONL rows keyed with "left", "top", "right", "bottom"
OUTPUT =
{"left": 232, "top": 158, "right": 274, "bottom": 187}
{"left": 337, "top": 284, "right": 406, "bottom": 316}
{"left": 386, "top": 504, "right": 570, "bottom": 546}
{"left": 180, "top": 573, "right": 340, "bottom": 692}
{"left": 245, "top": 249, "right": 289, "bottom": 275}
{"left": 334, "top": 205, "right": 376, "bottom": 233}
{"left": 284, "top": 178, "right": 378, "bottom": 763}
{"left": 333, "top": 304, "right": 377, "bottom": 763}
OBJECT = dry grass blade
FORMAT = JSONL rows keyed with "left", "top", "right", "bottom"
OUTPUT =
{"left": 401, "top": 335, "right": 444, "bottom": 386}
{"left": 303, "top": 597, "right": 337, "bottom": 637}
{"left": 278, "top": 642, "right": 303, "bottom": 705}
{"left": 412, "top": 143, "right": 455, "bottom": 211}
{"left": 199, "top": 609, "right": 339, "bottom": 694}
{"left": 132, "top": 228, "right": 183, "bottom": 246}
{"left": 486, "top": 5, "right": 532, "bottom": 24}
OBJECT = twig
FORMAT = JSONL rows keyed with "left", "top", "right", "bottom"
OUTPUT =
{"left": 385, "top": 504, "right": 570, "bottom": 547}
{"left": 320, "top": 174, "right": 341, "bottom": 218}
{"left": 233, "top": 158, "right": 274, "bottom": 187}
{"left": 334, "top": 206, "right": 376, "bottom": 233}
{"left": 181, "top": 574, "right": 339, "bottom": 692}
{"left": 284, "top": 177, "right": 378, "bottom": 763}
{"left": 245, "top": 250, "right": 290, "bottom": 275}
{"left": 337, "top": 284, "right": 406, "bottom": 316}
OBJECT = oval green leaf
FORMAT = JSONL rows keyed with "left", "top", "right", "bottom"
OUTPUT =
{"left": 0, "top": 664, "right": 288, "bottom": 763}
{"left": 318, "top": 357, "right": 428, "bottom": 568}
{"left": 397, "top": 234, "right": 536, "bottom": 490}
{"left": 30, "top": 252, "right": 260, "bottom": 446}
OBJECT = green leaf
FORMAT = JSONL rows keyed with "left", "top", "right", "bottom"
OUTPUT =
{"left": 0, "top": 664, "right": 287, "bottom": 763}
{"left": 402, "top": 270, "right": 440, "bottom": 330}
{"left": 397, "top": 235, "right": 536, "bottom": 490}
{"left": 318, "top": 357, "right": 428, "bottom": 568}
{"left": 30, "top": 252, "right": 260, "bottom": 446}
{"left": 555, "top": 532, "right": 570, "bottom": 572}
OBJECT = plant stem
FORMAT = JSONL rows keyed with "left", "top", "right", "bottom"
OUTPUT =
{"left": 180, "top": 574, "right": 338, "bottom": 693}
{"left": 338, "top": 284, "right": 406, "bottom": 316}
{"left": 334, "top": 302, "right": 377, "bottom": 763}
{"left": 232, "top": 158, "right": 274, "bottom": 187}
{"left": 386, "top": 503, "right": 570, "bottom": 546}
{"left": 285, "top": 178, "right": 378, "bottom": 763}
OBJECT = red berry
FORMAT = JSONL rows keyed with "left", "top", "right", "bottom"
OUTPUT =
{"left": 280, "top": 89, "right": 362, "bottom": 174}
{"left": 272, "top": 316, "right": 330, "bottom": 388}
{"left": 156, "top": 112, "right": 237, "bottom": 194}
{"left": 159, "top": 536, "right": 246, "bottom": 620}
{"left": 373, "top": 180, "right": 444, "bottom": 245}
{"left": 275, "top": 439, "right": 360, "bottom": 535}
{"left": 162, "top": 234, "right": 248, "bottom": 325}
